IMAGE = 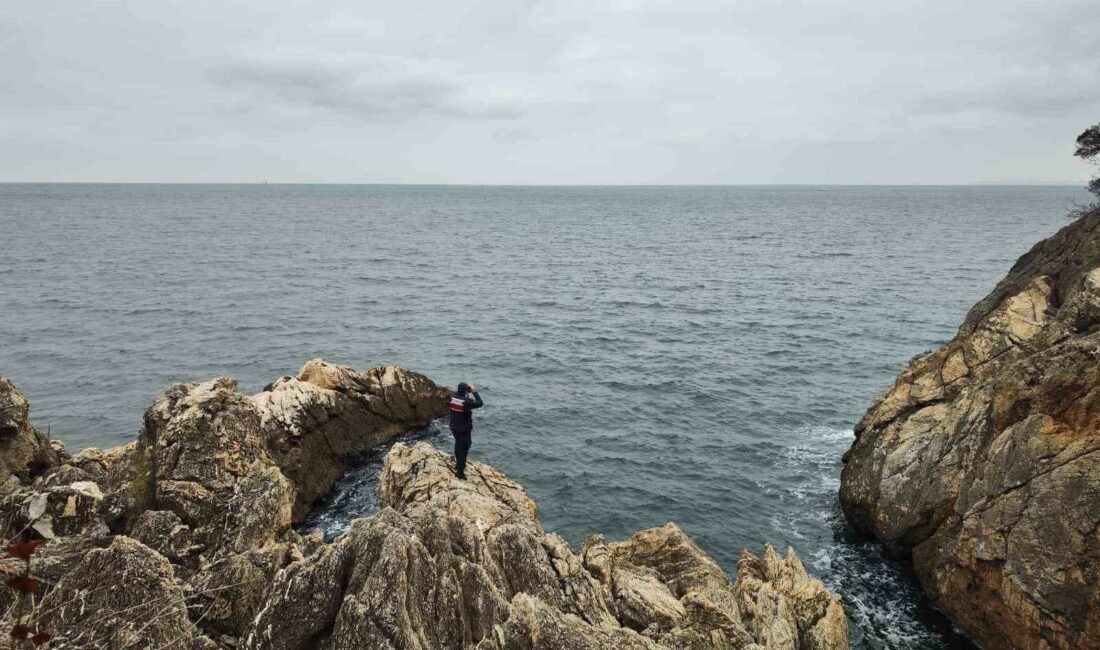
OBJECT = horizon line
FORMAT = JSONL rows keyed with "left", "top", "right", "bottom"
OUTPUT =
{"left": 0, "top": 181, "right": 1087, "bottom": 187}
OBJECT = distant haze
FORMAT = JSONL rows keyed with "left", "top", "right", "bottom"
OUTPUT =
{"left": 2, "top": 0, "right": 1097, "bottom": 184}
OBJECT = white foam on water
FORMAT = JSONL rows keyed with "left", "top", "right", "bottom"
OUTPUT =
{"left": 775, "top": 425, "right": 960, "bottom": 649}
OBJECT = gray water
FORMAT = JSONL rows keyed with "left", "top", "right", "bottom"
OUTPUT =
{"left": 0, "top": 184, "right": 1089, "bottom": 648}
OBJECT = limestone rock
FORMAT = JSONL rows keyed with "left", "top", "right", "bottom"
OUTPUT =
{"left": 582, "top": 524, "right": 845, "bottom": 649}
{"left": 188, "top": 542, "right": 302, "bottom": 640}
{"left": 122, "top": 377, "right": 305, "bottom": 639}
{"left": 67, "top": 442, "right": 150, "bottom": 530}
{"left": 130, "top": 509, "right": 195, "bottom": 562}
{"left": 247, "top": 443, "right": 618, "bottom": 650}
{"left": 35, "top": 536, "right": 197, "bottom": 648}
{"left": 0, "top": 374, "right": 62, "bottom": 488}
{"left": 841, "top": 208, "right": 1100, "bottom": 648}
{"left": 477, "top": 593, "right": 660, "bottom": 650}
{"left": 139, "top": 377, "right": 294, "bottom": 562}
{"left": 248, "top": 443, "right": 846, "bottom": 650}
{"left": 251, "top": 359, "right": 449, "bottom": 520}
{"left": 25, "top": 480, "right": 107, "bottom": 539}
{"left": 0, "top": 363, "right": 455, "bottom": 648}
{"left": 0, "top": 364, "right": 846, "bottom": 650}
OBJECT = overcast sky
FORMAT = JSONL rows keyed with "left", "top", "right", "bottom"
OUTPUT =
{"left": 2, "top": 0, "right": 1097, "bottom": 184}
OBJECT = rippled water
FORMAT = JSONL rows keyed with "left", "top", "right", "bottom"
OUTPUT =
{"left": 1, "top": 184, "right": 1088, "bottom": 648}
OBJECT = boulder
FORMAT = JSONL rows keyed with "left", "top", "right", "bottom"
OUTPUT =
{"left": 477, "top": 593, "right": 660, "bottom": 650}
{"left": 127, "top": 376, "right": 309, "bottom": 641}
{"left": 583, "top": 524, "right": 846, "bottom": 649}
{"left": 0, "top": 374, "right": 62, "bottom": 489}
{"left": 138, "top": 377, "right": 295, "bottom": 562}
{"left": 25, "top": 480, "right": 107, "bottom": 539}
{"left": 34, "top": 536, "right": 197, "bottom": 648}
{"left": 247, "top": 442, "right": 847, "bottom": 650}
{"left": 250, "top": 359, "right": 449, "bottom": 519}
{"left": 841, "top": 208, "right": 1100, "bottom": 648}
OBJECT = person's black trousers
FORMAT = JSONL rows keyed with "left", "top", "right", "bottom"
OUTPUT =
{"left": 453, "top": 430, "right": 472, "bottom": 477}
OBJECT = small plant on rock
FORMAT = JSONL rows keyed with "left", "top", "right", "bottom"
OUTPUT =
{"left": 3, "top": 539, "right": 51, "bottom": 648}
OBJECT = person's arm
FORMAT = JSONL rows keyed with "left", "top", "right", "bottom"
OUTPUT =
{"left": 468, "top": 389, "right": 484, "bottom": 409}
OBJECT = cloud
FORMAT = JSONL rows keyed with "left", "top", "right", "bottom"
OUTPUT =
{"left": 913, "top": 77, "right": 1100, "bottom": 122}
{"left": 209, "top": 51, "right": 526, "bottom": 122}
{"left": 1, "top": 0, "right": 1097, "bottom": 182}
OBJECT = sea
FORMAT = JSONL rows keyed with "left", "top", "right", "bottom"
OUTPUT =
{"left": 0, "top": 183, "right": 1090, "bottom": 648}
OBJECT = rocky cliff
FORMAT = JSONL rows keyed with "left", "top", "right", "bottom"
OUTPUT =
{"left": 246, "top": 442, "right": 847, "bottom": 650}
{"left": 841, "top": 209, "right": 1100, "bottom": 649}
{"left": 0, "top": 359, "right": 447, "bottom": 648}
{"left": 1, "top": 360, "right": 848, "bottom": 649}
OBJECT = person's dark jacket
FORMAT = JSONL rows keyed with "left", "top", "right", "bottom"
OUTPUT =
{"left": 447, "top": 390, "right": 483, "bottom": 434}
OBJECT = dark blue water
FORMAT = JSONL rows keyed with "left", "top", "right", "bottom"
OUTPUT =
{"left": 0, "top": 184, "right": 1089, "bottom": 648}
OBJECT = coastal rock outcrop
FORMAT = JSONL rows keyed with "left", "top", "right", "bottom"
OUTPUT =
{"left": 841, "top": 209, "right": 1100, "bottom": 648}
{"left": 1, "top": 362, "right": 846, "bottom": 649}
{"left": 34, "top": 536, "right": 198, "bottom": 648}
{"left": 252, "top": 359, "right": 450, "bottom": 519}
{"left": 0, "top": 375, "right": 63, "bottom": 491}
{"left": 139, "top": 377, "right": 295, "bottom": 562}
{"left": 247, "top": 442, "right": 847, "bottom": 650}
{"left": 0, "top": 360, "right": 447, "bottom": 648}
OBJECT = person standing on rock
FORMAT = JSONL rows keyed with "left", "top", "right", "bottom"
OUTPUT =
{"left": 447, "top": 381, "right": 483, "bottom": 479}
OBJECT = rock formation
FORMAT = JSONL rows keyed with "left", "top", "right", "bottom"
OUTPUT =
{"left": 247, "top": 442, "right": 847, "bottom": 649}
{"left": 1, "top": 359, "right": 846, "bottom": 649}
{"left": 0, "top": 360, "right": 446, "bottom": 648}
{"left": 841, "top": 209, "right": 1100, "bottom": 649}
{"left": 0, "top": 375, "right": 64, "bottom": 491}
{"left": 252, "top": 359, "right": 450, "bottom": 520}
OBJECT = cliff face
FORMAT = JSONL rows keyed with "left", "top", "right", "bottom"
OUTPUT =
{"left": 1, "top": 361, "right": 848, "bottom": 649}
{"left": 841, "top": 209, "right": 1100, "bottom": 649}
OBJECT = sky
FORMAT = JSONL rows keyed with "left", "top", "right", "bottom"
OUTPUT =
{"left": 1, "top": 0, "right": 1097, "bottom": 184}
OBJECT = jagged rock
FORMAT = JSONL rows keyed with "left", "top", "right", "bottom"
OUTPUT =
{"left": 251, "top": 359, "right": 449, "bottom": 520}
{"left": 0, "top": 363, "right": 446, "bottom": 647}
{"left": 0, "top": 364, "right": 846, "bottom": 650}
{"left": 25, "top": 480, "right": 107, "bottom": 539}
{"left": 0, "top": 374, "right": 62, "bottom": 489}
{"left": 0, "top": 467, "right": 111, "bottom": 551}
{"left": 54, "top": 442, "right": 151, "bottom": 532}
{"left": 248, "top": 443, "right": 847, "bottom": 650}
{"left": 187, "top": 542, "right": 303, "bottom": 639}
{"left": 736, "top": 545, "right": 847, "bottom": 650}
{"left": 125, "top": 376, "right": 308, "bottom": 639}
{"left": 246, "top": 442, "right": 617, "bottom": 650}
{"left": 477, "top": 593, "right": 659, "bottom": 650}
{"left": 130, "top": 509, "right": 195, "bottom": 561}
{"left": 841, "top": 208, "right": 1100, "bottom": 648}
{"left": 582, "top": 524, "right": 845, "bottom": 649}
{"left": 139, "top": 377, "right": 295, "bottom": 563}
{"left": 35, "top": 536, "right": 197, "bottom": 648}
